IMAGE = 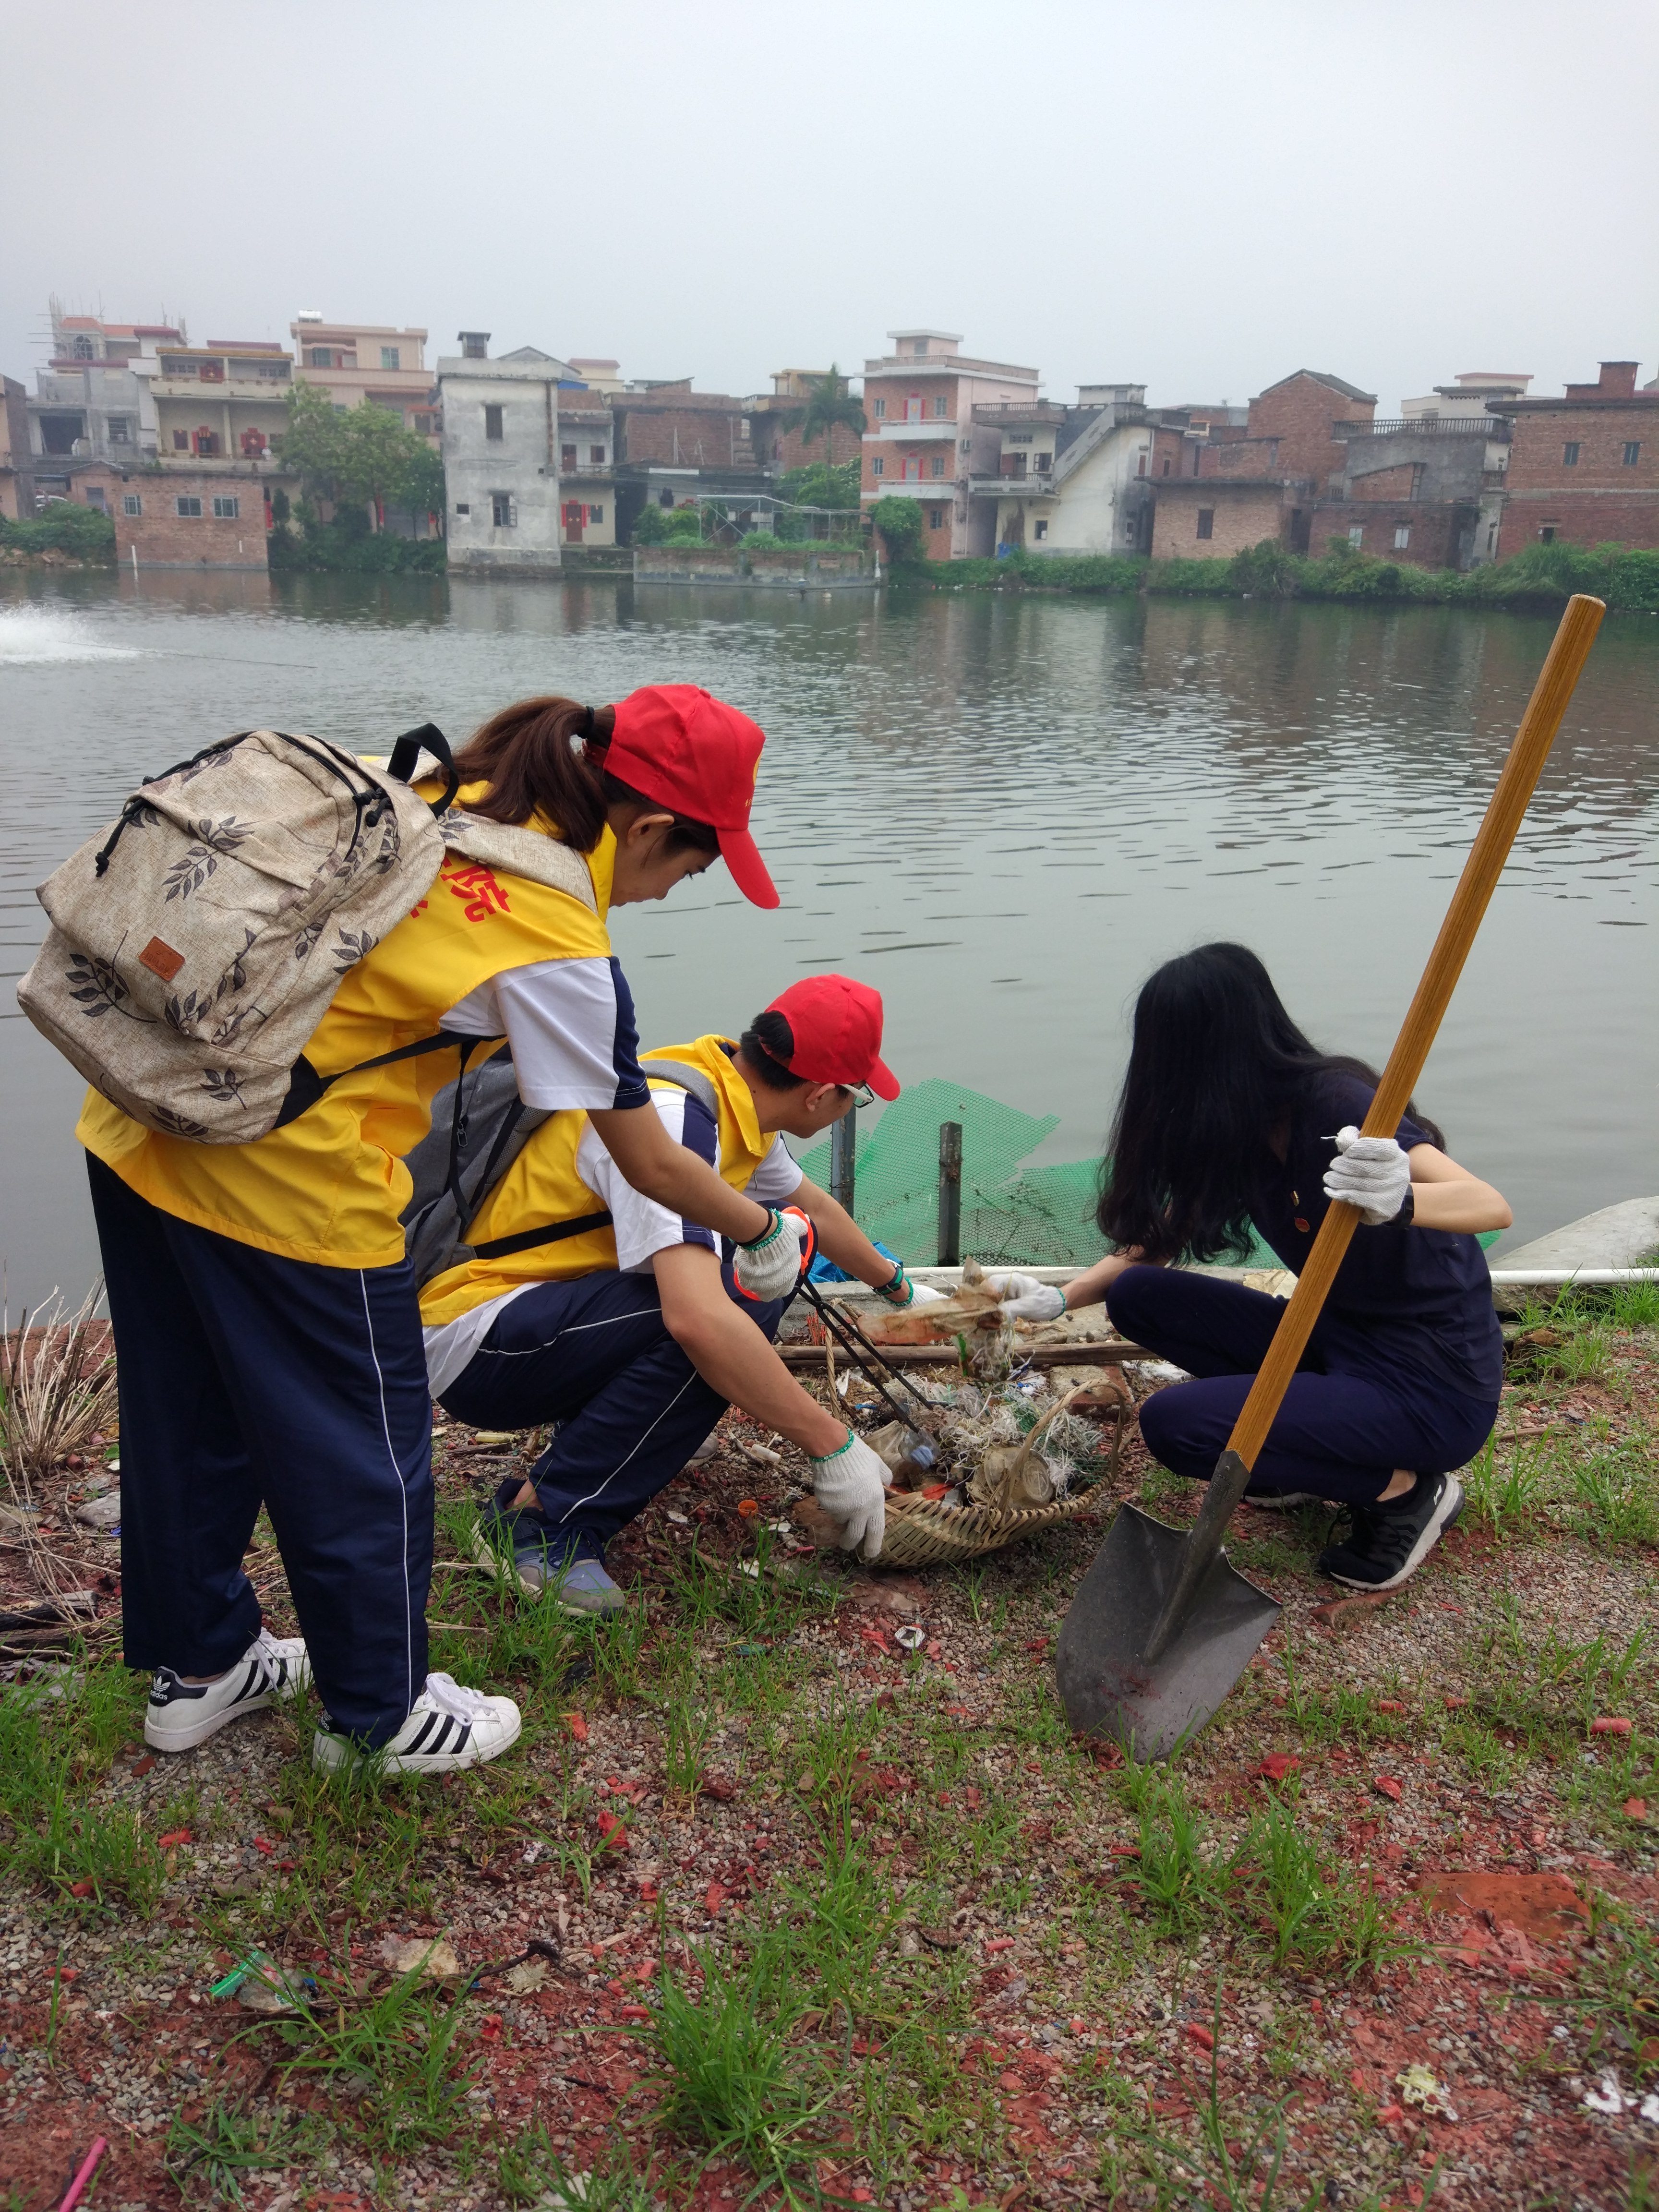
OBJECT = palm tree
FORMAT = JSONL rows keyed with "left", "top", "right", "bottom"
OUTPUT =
{"left": 790, "top": 365, "right": 867, "bottom": 464}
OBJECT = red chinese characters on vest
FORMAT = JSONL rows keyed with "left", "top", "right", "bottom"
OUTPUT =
{"left": 443, "top": 865, "right": 512, "bottom": 923}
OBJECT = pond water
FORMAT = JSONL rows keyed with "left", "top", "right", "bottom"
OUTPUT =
{"left": 2, "top": 569, "right": 1655, "bottom": 1312}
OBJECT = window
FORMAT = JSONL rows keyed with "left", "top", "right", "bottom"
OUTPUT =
{"left": 40, "top": 415, "right": 85, "bottom": 455}
{"left": 485, "top": 404, "right": 505, "bottom": 442}
{"left": 1033, "top": 518, "right": 1048, "bottom": 541}
{"left": 914, "top": 339, "right": 928, "bottom": 356}
{"left": 173, "top": 430, "right": 190, "bottom": 451}
{"left": 72, "top": 334, "right": 96, "bottom": 360}
{"left": 1563, "top": 441, "right": 1580, "bottom": 467}
{"left": 1137, "top": 452, "right": 1147, "bottom": 477}
{"left": 590, "top": 505, "right": 604, "bottom": 523}
{"left": 175, "top": 495, "right": 202, "bottom": 518}
{"left": 871, "top": 457, "right": 885, "bottom": 477}
{"left": 122, "top": 493, "right": 142, "bottom": 517}
{"left": 932, "top": 395, "right": 948, "bottom": 417}
{"left": 589, "top": 445, "right": 605, "bottom": 465}
{"left": 1196, "top": 509, "right": 1214, "bottom": 540}
{"left": 873, "top": 398, "right": 886, "bottom": 419}
{"left": 1347, "top": 525, "right": 1364, "bottom": 547}
{"left": 960, "top": 438, "right": 972, "bottom": 452}
{"left": 1161, "top": 457, "right": 1171, "bottom": 476}
{"left": 1539, "top": 524, "right": 1558, "bottom": 543}
{"left": 928, "top": 506, "right": 945, "bottom": 528}
{"left": 1035, "top": 453, "right": 1051, "bottom": 473}
{"left": 107, "top": 416, "right": 132, "bottom": 445}
{"left": 309, "top": 347, "right": 334, "bottom": 368}
{"left": 213, "top": 495, "right": 240, "bottom": 519}
{"left": 1624, "top": 441, "right": 1642, "bottom": 466}
{"left": 659, "top": 489, "right": 674, "bottom": 507}
{"left": 929, "top": 455, "right": 945, "bottom": 477}
{"left": 560, "top": 443, "right": 577, "bottom": 468}
{"left": 1393, "top": 524, "right": 1411, "bottom": 550}
{"left": 491, "top": 491, "right": 515, "bottom": 527}
{"left": 85, "top": 487, "right": 108, "bottom": 512}
{"left": 455, "top": 503, "right": 470, "bottom": 516}
{"left": 381, "top": 347, "right": 400, "bottom": 370}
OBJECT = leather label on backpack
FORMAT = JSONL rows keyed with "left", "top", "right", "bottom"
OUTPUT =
{"left": 139, "top": 936, "right": 185, "bottom": 982}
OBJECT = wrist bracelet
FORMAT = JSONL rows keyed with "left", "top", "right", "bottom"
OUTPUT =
{"left": 1395, "top": 1187, "right": 1415, "bottom": 1226}
{"left": 879, "top": 1261, "right": 908, "bottom": 1297}
{"left": 737, "top": 1206, "right": 780, "bottom": 1250}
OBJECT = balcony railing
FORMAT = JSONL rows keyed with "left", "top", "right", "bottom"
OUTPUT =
{"left": 1335, "top": 417, "right": 1509, "bottom": 437}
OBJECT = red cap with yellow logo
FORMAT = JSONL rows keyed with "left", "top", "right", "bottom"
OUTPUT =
{"left": 603, "top": 684, "right": 777, "bottom": 909}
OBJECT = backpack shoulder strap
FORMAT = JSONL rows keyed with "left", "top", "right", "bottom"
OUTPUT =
{"left": 639, "top": 1059, "right": 721, "bottom": 1118}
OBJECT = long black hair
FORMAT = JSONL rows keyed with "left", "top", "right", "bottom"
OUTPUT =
{"left": 1096, "top": 942, "right": 1443, "bottom": 1264}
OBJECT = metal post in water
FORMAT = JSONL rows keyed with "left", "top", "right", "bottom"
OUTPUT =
{"left": 938, "top": 1120, "right": 962, "bottom": 1266}
{"left": 830, "top": 1107, "right": 856, "bottom": 1218}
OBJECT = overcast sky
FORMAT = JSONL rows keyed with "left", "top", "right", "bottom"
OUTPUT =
{"left": 4, "top": 0, "right": 1655, "bottom": 411}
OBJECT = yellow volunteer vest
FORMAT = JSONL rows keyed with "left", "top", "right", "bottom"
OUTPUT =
{"left": 77, "top": 789, "right": 618, "bottom": 1268}
{"left": 419, "top": 1034, "right": 774, "bottom": 1327}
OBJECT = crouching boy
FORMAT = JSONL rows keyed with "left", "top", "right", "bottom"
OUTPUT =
{"left": 418, "top": 976, "right": 938, "bottom": 1610}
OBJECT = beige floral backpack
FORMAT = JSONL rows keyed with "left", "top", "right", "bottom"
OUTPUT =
{"left": 17, "top": 724, "right": 594, "bottom": 1142}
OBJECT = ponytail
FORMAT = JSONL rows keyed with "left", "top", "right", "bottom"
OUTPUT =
{"left": 449, "top": 694, "right": 721, "bottom": 863}
{"left": 449, "top": 696, "right": 615, "bottom": 848}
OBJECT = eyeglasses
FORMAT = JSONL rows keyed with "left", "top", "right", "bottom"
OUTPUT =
{"left": 842, "top": 1083, "right": 876, "bottom": 1110}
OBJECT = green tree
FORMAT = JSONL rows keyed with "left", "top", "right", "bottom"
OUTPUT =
{"left": 784, "top": 366, "right": 866, "bottom": 465}
{"left": 871, "top": 495, "right": 926, "bottom": 565}
{"left": 275, "top": 385, "right": 437, "bottom": 530}
{"left": 779, "top": 459, "right": 861, "bottom": 511}
{"left": 275, "top": 384, "right": 350, "bottom": 506}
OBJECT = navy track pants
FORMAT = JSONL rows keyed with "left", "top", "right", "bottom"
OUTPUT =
{"left": 439, "top": 1267, "right": 785, "bottom": 1552}
{"left": 89, "top": 1156, "right": 432, "bottom": 1746}
{"left": 1106, "top": 1264, "right": 1498, "bottom": 1506}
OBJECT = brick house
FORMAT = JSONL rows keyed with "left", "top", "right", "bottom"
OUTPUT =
{"left": 1307, "top": 405, "right": 1512, "bottom": 569}
{"left": 1150, "top": 370, "right": 1376, "bottom": 560}
{"left": 860, "top": 331, "right": 1040, "bottom": 560}
{"left": 610, "top": 383, "right": 770, "bottom": 542}
{"left": 748, "top": 371, "right": 865, "bottom": 478}
{"left": 113, "top": 467, "right": 274, "bottom": 570}
{"left": 1495, "top": 361, "right": 1659, "bottom": 556}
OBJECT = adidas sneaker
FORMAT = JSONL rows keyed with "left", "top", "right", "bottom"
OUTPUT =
{"left": 312, "top": 1671, "right": 521, "bottom": 1777}
{"left": 144, "top": 1627, "right": 311, "bottom": 1753}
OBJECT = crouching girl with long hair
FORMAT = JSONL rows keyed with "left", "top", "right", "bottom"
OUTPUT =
{"left": 988, "top": 943, "right": 1511, "bottom": 1592}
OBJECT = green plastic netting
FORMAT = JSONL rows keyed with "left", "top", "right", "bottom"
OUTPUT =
{"left": 795, "top": 1077, "right": 1283, "bottom": 1270}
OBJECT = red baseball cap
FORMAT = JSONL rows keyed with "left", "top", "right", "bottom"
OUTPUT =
{"left": 604, "top": 683, "right": 777, "bottom": 909}
{"left": 766, "top": 975, "right": 900, "bottom": 1100}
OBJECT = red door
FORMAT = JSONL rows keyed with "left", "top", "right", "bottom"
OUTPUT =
{"left": 562, "top": 501, "right": 583, "bottom": 543}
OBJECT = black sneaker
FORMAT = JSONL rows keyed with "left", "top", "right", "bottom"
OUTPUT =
{"left": 1317, "top": 1471, "right": 1463, "bottom": 1591}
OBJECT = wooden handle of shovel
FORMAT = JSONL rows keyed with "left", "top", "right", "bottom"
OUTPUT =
{"left": 1227, "top": 592, "right": 1606, "bottom": 1471}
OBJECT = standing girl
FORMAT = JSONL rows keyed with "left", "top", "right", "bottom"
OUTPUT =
{"left": 79, "top": 686, "right": 807, "bottom": 1772}
{"left": 989, "top": 943, "right": 1510, "bottom": 1592}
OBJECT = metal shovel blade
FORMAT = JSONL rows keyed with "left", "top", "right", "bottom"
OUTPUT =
{"left": 1056, "top": 1503, "right": 1280, "bottom": 1761}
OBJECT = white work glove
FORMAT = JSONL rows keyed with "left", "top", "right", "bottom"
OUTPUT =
{"left": 875, "top": 1262, "right": 947, "bottom": 1309}
{"left": 1323, "top": 1127, "right": 1411, "bottom": 1226}
{"left": 733, "top": 1208, "right": 810, "bottom": 1300}
{"left": 982, "top": 1270, "right": 1068, "bottom": 1323}
{"left": 808, "top": 1431, "right": 890, "bottom": 1563}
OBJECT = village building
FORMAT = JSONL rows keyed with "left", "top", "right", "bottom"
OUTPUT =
{"left": 1149, "top": 370, "right": 1377, "bottom": 562}
{"left": 747, "top": 370, "right": 865, "bottom": 478}
{"left": 113, "top": 466, "right": 274, "bottom": 571}
{"left": 289, "top": 316, "right": 440, "bottom": 443}
{"left": 971, "top": 385, "right": 1166, "bottom": 555}
{"left": 1401, "top": 371, "right": 1532, "bottom": 423}
{"left": 437, "top": 335, "right": 577, "bottom": 575}
{"left": 1493, "top": 360, "right": 1659, "bottom": 557}
{"left": 1, "top": 376, "right": 32, "bottom": 520}
{"left": 609, "top": 381, "right": 769, "bottom": 543}
{"left": 18, "top": 305, "right": 183, "bottom": 514}
{"left": 147, "top": 340, "right": 295, "bottom": 465}
{"left": 860, "top": 331, "right": 1041, "bottom": 560}
{"left": 1310, "top": 399, "right": 1513, "bottom": 569}
{"left": 556, "top": 390, "right": 615, "bottom": 548}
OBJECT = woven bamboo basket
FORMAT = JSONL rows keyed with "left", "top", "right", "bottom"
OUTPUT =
{"left": 869, "top": 1488, "right": 1098, "bottom": 1569}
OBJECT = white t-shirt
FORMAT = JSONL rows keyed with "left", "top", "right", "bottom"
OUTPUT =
{"left": 421, "top": 1082, "right": 802, "bottom": 1396}
{"left": 444, "top": 955, "right": 650, "bottom": 1112}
